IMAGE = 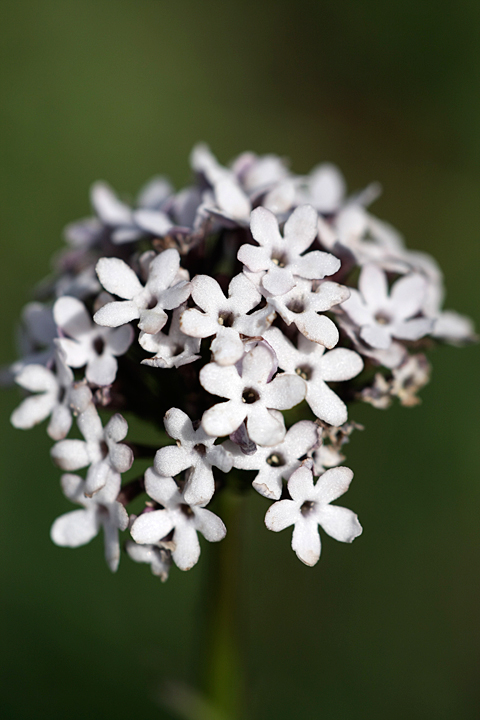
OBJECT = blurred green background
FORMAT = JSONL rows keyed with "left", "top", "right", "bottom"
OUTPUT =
{"left": 1, "top": 1, "right": 479, "bottom": 718}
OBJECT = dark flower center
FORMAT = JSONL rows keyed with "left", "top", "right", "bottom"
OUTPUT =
{"left": 242, "top": 388, "right": 259, "bottom": 404}
{"left": 93, "top": 337, "right": 105, "bottom": 355}
{"left": 287, "top": 299, "right": 305, "bottom": 314}
{"left": 218, "top": 311, "right": 235, "bottom": 327}
{"left": 295, "top": 365, "right": 312, "bottom": 381}
{"left": 374, "top": 311, "right": 391, "bottom": 325}
{"left": 266, "top": 452, "right": 285, "bottom": 467}
{"left": 301, "top": 500, "right": 316, "bottom": 516}
{"left": 180, "top": 503, "right": 195, "bottom": 518}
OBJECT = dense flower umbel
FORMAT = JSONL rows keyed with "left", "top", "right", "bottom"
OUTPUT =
{"left": 6, "top": 145, "right": 475, "bottom": 578}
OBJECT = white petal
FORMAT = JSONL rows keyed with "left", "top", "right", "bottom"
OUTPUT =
{"left": 96, "top": 257, "right": 143, "bottom": 299}
{"left": 51, "top": 508, "right": 100, "bottom": 547}
{"left": 307, "top": 381, "right": 348, "bottom": 426}
{"left": 155, "top": 445, "right": 191, "bottom": 477}
{"left": 102, "top": 519, "right": 121, "bottom": 572}
{"left": 247, "top": 405, "right": 285, "bottom": 446}
{"left": 296, "top": 313, "right": 339, "bottom": 348}
{"left": 359, "top": 264, "right": 388, "bottom": 310}
{"left": 360, "top": 323, "right": 392, "bottom": 349}
{"left": 202, "top": 400, "right": 247, "bottom": 438}
{"left": 14, "top": 364, "right": 56, "bottom": 393}
{"left": 393, "top": 317, "right": 433, "bottom": 341}
{"left": 94, "top": 300, "right": 140, "bottom": 328}
{"left": 54, "top": 296, "right": 91, "bottom": 337}
{"left": 107, "top": 325, "right": 134, "bottom": 356}
{"left": 144, "top": 470, "right": 180, "bottom": 506}
{"left": 180, "top": 308, "right": 217, "bottom": 338}
{"left": 131, "top": 510, "right": 173, "bottom": 544}
{"left": 262, "top": 373, "right": 306, "bottom": 411}
{"left": 47, "top": 404, "right": 72, "bottom": 440}
{"left": 172, "top": 523, "right": 201, "bottom": 571}
{"left": 292, "top": 517, "right": 321, "bottom": 566}
{"left": 292, "top": 251, "right": 340, "bottom": 280}
{"left": 91, "top": 181, "right": 132, "bottom": 225}
{"left": 264, "top": 499, "right": 297, "bottom": 531}
{"left": 200, "top": 363, "right": 242, "bottom": 400}
{"left": 184, "top": 462, "right": 215, "bottom": 506}
{"left": 86, "top": 354, "right": 117, "bottom": 386}
{"left": 11, "top": 393, "right": 55, "bottom": 430}
{"left": 287, "top": 465, "right": 315, "bottom": 501}
{"left": 164, "top": 407, "right": 195, "bottom": 442}
{"left": 51, "top": 439, "right": 89, "bottom": 470}
{"left": 194, "top": 508, "right": 226, "bottom": 541}
{"left": 319, "top": 348, "right": 363, "bottom": 382}
{"left": 134, "top": 209, "right": 172, "bottom": 236}
{"left": 390, "top": 274, "right": 426, "bottom": 320}
{"left": 215, "top": 177, "right": 251, "bottom": 219}
{"left": 262, "top": 266, "right": 295, "bottom": 296}
{"left": 250, "top": 206, "right": 283, "bottom": 248}
{"left": 283, "top": 204, "right": 318, "bottom": 254}
{"left": 316, "top": 505, "right": 362, "bottom": 543}
{"left": 148, "top": 248, "right": 181, "bottom": 291}
{"left": 211, "top": 327, "right": 244, "bottom": 366}
{"left": 237, "top": 244, "right": 271, "bottom": 273}
{"left": 312, "top": 466, "right": 354, "bottom": 503}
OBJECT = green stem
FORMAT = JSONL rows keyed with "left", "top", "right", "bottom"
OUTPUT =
{"left": 201, "top": 488, "right": 246, "bottom": 720}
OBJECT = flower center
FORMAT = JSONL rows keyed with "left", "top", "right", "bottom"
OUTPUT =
{"left": 301, "top": 500, "right": 316, "bottom": 516}
{"left": 242, "top": 387, "right": 259, "bottom": 404}
{"left": 295, "top": 365, "right": 312, "bottom": 381}
{"left": 180, "top": 503, "right": 195, "bottom": 518}
{"left": 194, "top": 443, "right": 207, "bottom": 456}
{"left": 93, "top": 337, "right": 105, "bottom": 355}
{"left": 287, "top": 299, "right": 305, "bottom": 314}
{"left": 271, "top": 252, "right": 287, "bottom": 268}
{"left": 218, "top": 311, "right": 235, "bottom": 327}
{"left": 266, "top": 452, "right": 285, "bottom": 467}
{"left": 374, "top": 311, "right": 391, "bottom": 325}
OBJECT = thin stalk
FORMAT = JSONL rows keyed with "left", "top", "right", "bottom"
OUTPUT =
{"left": 200, "top": 488, "right": 246, "bottom": 720}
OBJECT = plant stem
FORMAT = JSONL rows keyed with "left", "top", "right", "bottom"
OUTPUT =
{"left": 201, "top": 488, "right": 246, "bottom": 720}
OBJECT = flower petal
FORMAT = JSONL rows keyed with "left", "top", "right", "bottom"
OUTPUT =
{"left": 316, "top": 504, "right": 362, "bottom": 543}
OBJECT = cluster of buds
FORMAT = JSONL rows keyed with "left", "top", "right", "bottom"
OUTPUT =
{"left": 7, "top": 145, "right": 475, "bottom": 579}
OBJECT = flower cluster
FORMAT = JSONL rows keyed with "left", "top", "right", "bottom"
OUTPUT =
{"left": 7, "top": 145, "right": 475, "bottom": 579}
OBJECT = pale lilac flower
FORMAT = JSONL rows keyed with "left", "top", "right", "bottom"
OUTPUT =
{"left": 130, "top": 470, "right": 226, "bottom": 571}
{"left": 225, "top": 420, "right": 318, "bottom": 500}
{"left": 238, "top": 205, "right": 340, "bottom": 296}
{"left": 341, "top": 264, "right": 433, "bottom": 350}
{"left": 191, "top": 144, "right": 252, "bottom": 225}
{"left": 180, "top": 273, "right": 271, "bottom": 365}
{"left": 50, "top": 473, "right": 128, "bottom": 572}
{"left": 93, "top": 249, "right": 191, "bottom": 335}
{"left": 200, "top": 344, "right": 306, "bottom": 446}
{"left": 265, "top": 327, "right": 363, "bottom": 426}
{"left": 265, "top": 463, "right": 362, "bottom": 566}
{"left": 270, "top": 279, "right": 350, "bottom": 348}
{"left": 139, "top": 306, "right": 201, "bottom": 369}
{"left": 54, "top": 296, "right": 133, "bottom": 386}
{"left": 10, "top": 343, "right": 88, "bottom": 440}
{"left": 91, "top": 178, "right": 173, "bottom": 244}
{"left": 125, "top": 539, "right": 172, "bottom": 581}
{"left": 154, "top": 408, "right": 233, "bottom": 506}
{"left": 51, "top": 401, "right": 133, "bottom": 497}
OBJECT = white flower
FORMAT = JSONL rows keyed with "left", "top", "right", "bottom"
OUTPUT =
{"left": 8, "top": 302, "right": 57, "bottom": 380}
{"left": 130, "top": 470, "right": 226, "bottom": 571}
{"left": 139, "top": 305, "right": 201, "bottom": 369}
{"left": 265, "top": 463, "right": 362, "bottom": 566}
{"left": 154, "top": 408, "right": 233, "bottom": 505}
{"left": 265, "top": 326, "right": 363, "bottom": 426}
{"left": 238, "top": 205, "right": 340, "bottom": 296}
{"left": 341, "top": 264, "right": 433, "bottom": 350}
{"left": 93, "top": 249, "right": 191, "bottom": 335}
{"left": 225, "top": 420, "right": 318, "bottom": 500}
{"left": 180, "top": 273, "right": 271, "bottom": 365}
{"left": 92, "top": 178, "right": 173, "bottom": 244}
{"left": 54, "top": 296, "right": 133, "bottom": 386}
{"left": 10, "top": 343, "right": 89, "bottom": 439}
{"left": 191, "top": 143, "right": 252, "bottom": 224}
{"left": 125, "top": 539, "right": 172, "bottom": 581}
{"left": 200, "top": 344, "right": 306, "bottom": 446}
{"left": 50, "top": 473, "right": 129, "bottom": 572}
{"left": 51, "top": 401, "right": 133, "bottom": 497}
{"left": 270, "top": 279, "right": 350, "bottom": 348}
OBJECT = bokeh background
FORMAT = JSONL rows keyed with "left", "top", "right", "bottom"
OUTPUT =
{"left": 1, "top": 1, "right": 479, "bottom": 718}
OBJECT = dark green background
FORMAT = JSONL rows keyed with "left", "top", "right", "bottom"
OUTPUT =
{"left": 1, "top": 1, "right": 479, "bottom": 718}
